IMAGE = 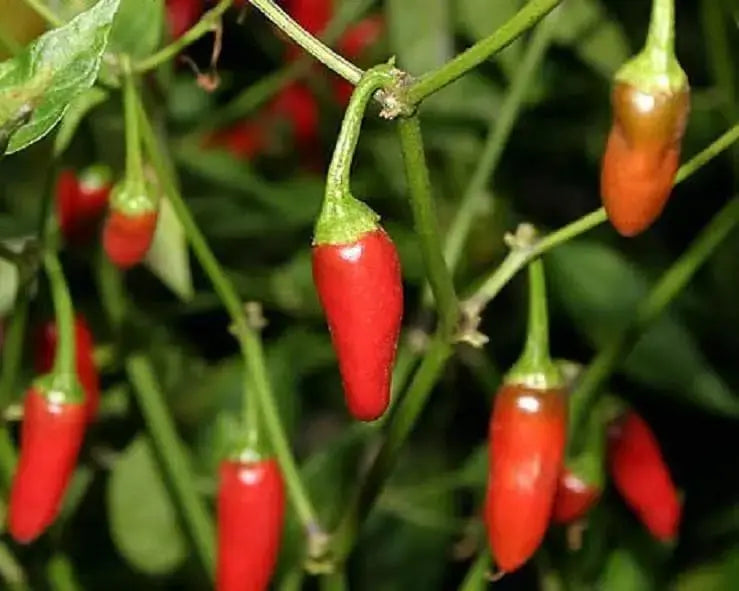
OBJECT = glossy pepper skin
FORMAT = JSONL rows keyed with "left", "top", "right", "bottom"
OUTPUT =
{"left": 56, "top": 168, "right": 111, "bottom": 243}
{"left": 103, "top": 210, "right": 158, "bottom": 269}
{"left": 552, "top": 468, "right": 601, "bottom": 524}
{"left": 485, "top": 384, "right": 567, "bottom": 572}
{"left": 608, "top": 411, "right": 681, "bottom": 541}
{"left": 312, "top": 228, "right": 403, "bottom": 421}
{"left": 8, "top": 387, "right": 87, "bottom": 543}
{"left": 165, "top": 0, "right": 203, "bottom": 39}
{"left": 601, "top": 82, "right": 690, "bottom": 236}
{"left": 34, "top": 316, "right": 100, "bottom": 422}
{"left": 217, "top": 458, "right": 285, "bottom": 591}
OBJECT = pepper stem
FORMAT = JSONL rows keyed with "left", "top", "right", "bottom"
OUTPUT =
{"left": 505, "top": 258, "right": 563, "bottom": 389}
{"left": 42, "top": 252, "right": 83, "bottom": 403}
{"left": 615, "top": 0, "right": 687, "bottom": 94}
{"left": 314, "top": 64, "right": 397, "bottom": 245}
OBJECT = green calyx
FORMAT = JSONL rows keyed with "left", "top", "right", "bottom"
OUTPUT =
{"left": 505, "top": 258, "right": 564, "bottom": 390}
{"left": 79, "top": 163, "right": 112, "bottom": 190}
{"left": 110, "top": 178, "right": 157, "bottom": 217}
{"left": 314, "top": 63, "right": 399, "bottom": 246}
{"left": 615, "top": 0, "right": 688, "bottom": 94}
{"left": 313, "top": 191, "right": 379, "bottom": 245}
{"left": 35, "top": 371, "right": 85, "bottom": 405}
{"left": 226, "top": 437, "right": 265, "bottom": 464}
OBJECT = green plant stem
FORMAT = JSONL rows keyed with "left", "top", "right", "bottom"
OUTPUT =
{"left": 134, "top": 0, "right": 232, "bottom": 73}
{"left": 46, "top": 554, "right": 82, "bottom": 591}
{"left": 125, "top": 354, "right": 216, "bottom": 579}
{"left": 459, "top": 551, "right": 491, "bottom": 591}
{"left": 325, "top": 65, "right": 395, "bottom": 203}
{"left": 19, "top": 0, "right": 63, "bottom": 28}
{"left": 43, "top": 252, "right": 75, "bottom": 378}
{"left": 320, "top": 571, "right": 348, "bottom": 591}
{"left": 439, "top": 11, "right": 558, "bottom": 282}
{"left": 331, "top": 332, "right": 453, "bottom": 562}
{"left": 404, "top": 0, "right": 562, "bottom": 104}
{"left": 506, "top": 258, "right": 561, "bottom": 388}
{"left": 0, "top": 542, "right": 28, "bottom": 591}
{"left": 569, "top": 195, "right": 739, "bottom": 446}
{"left": 121, "top": 57, "right": 144, "bottom": 187}
{"left": 0, "top": 298, "right": 28, "bottom": 410}
{"left": 464, "top": 122, "right": 739, "bottom": 317}
{"left": 136, "top": 103, "right": 321, "bottom": 534}
{"left": 646, "top": 0, "right": 675, "bottom": 55}
{"left": 397, "top": 116, "right": 459, "bottom": 336}
{"left": 249, "top": 0, "right": 363, "bottom": 84}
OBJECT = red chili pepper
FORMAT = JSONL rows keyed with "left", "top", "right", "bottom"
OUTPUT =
{"left": 552, "top": 468, "right": 601, "bottom": 524}
{"left": 8, "top": 387, "right": 87, "bottom": 543}
{"left": 600, "top": 83, "right": 690, "bottom": 236}
{"left": 333, "top": 15, "right": 385, "bottom": 105}
{"left": 34, "top": 315, "right": 100, "bottom": 422}
{"left": 165, "top": 0, "right": 203, "bottom": 40}
{"left": 56, "top": 167, "right": 112, "bottom": 243}
{"left": 268, "top": 83, "right": 320, "bottom": 147}
{"left": 103, "top": 210, "right": 158, "bottom": 269}
{"left": 217, "top": 458, "right": 285, "bottom": 591}
{"left": 608, "top": 411, "right": 681, "bottom": 541}
{"left": 486, "top": 383, "right": 567, "bottom": 572}
{"left": 205, "top": 121, "right": 266, "bottom": 160}
{"left": 312, "top": 228, "right": 403, "bottom": 421}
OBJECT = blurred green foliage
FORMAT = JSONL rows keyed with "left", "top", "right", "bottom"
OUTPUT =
{"left": 0, "top": 0, "right": 738, "bottom": 589}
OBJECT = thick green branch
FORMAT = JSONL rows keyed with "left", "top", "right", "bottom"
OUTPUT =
{"left": 397, "top": 116, "right": 459, "bottom": 336}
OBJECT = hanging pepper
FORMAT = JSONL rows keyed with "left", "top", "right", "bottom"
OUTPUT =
{"left": 312, "top": 65, "right": 403, "bottom": 421}
{"left": 217, "top": 456, "right": 285, "bottom": 591}
{"left": 600, "top": 0, "right": 690, "bottom": 236}
{"left": 485, "top": 259, "right": 566, "bottom": 573}
{"left": 552, "top": 368, "right": 608, "bottom": 525}
{"left": 8, "top": 253, "right": 86, "bottom": 543}
{"left": 56, "top": 165, "right": 112, "bottom": 244}
{"left": 103, "top": 57, "right": 159, "bottom": 269}
{"left": 35, "top": 315, "right": 101, "bottom": 422}
{"left": 608, "top": 410, "right": 682, "bottom": 541}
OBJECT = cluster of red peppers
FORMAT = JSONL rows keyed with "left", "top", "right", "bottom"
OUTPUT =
{"left": 204, "top": 0, "right": 386, "bottom": 163}
{"left": 600, "top": 0, "right": 690, "bottom": 236}
{"left": 484, "top": 262, "right": 682, "bottom": 574}
{"left": 8, "top": 260, "right": 100, "bottom": 543}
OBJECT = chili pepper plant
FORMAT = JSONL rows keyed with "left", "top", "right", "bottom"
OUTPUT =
{"left": 0, "top": 0, "right": 737, "bottom": 589}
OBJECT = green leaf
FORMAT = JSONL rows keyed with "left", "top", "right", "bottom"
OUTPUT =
{"left": 109, "top": 0, "right": 163, "bottom": 58}
{"left": 53, "top": 86, "right": 109, "bottom": 156}
{"left": 144, "top": 197, "right": 194, "bottom": 301}
{"left": 548, "top": 241, "right": 739, "bottom": 417}
{"left": 599, "top": 548, "right": 654, "bottom": 591}
{"left": 387, "top": 0, "right": 452, "bottom": 75}
{"left": 0, "top": 0, "right": 120, "bottom": 154}
{"left": 107, "top": 435, "right": 187, "bottom": 575}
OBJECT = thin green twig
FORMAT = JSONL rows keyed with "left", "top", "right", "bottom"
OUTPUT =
{"left": 19, "top": 0, "right": 62, "bottom": 28}
{"left": 126, "top": 355, "right": 216, "bottom": 579}
{"left": 134, "top": 0, "right": 232, "bottom": 73}
{"left": 249, "top": 0, "right": 362, "bottom": 83}
{"left": 404, "top": 0, "right": 562, "bottom": 104}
